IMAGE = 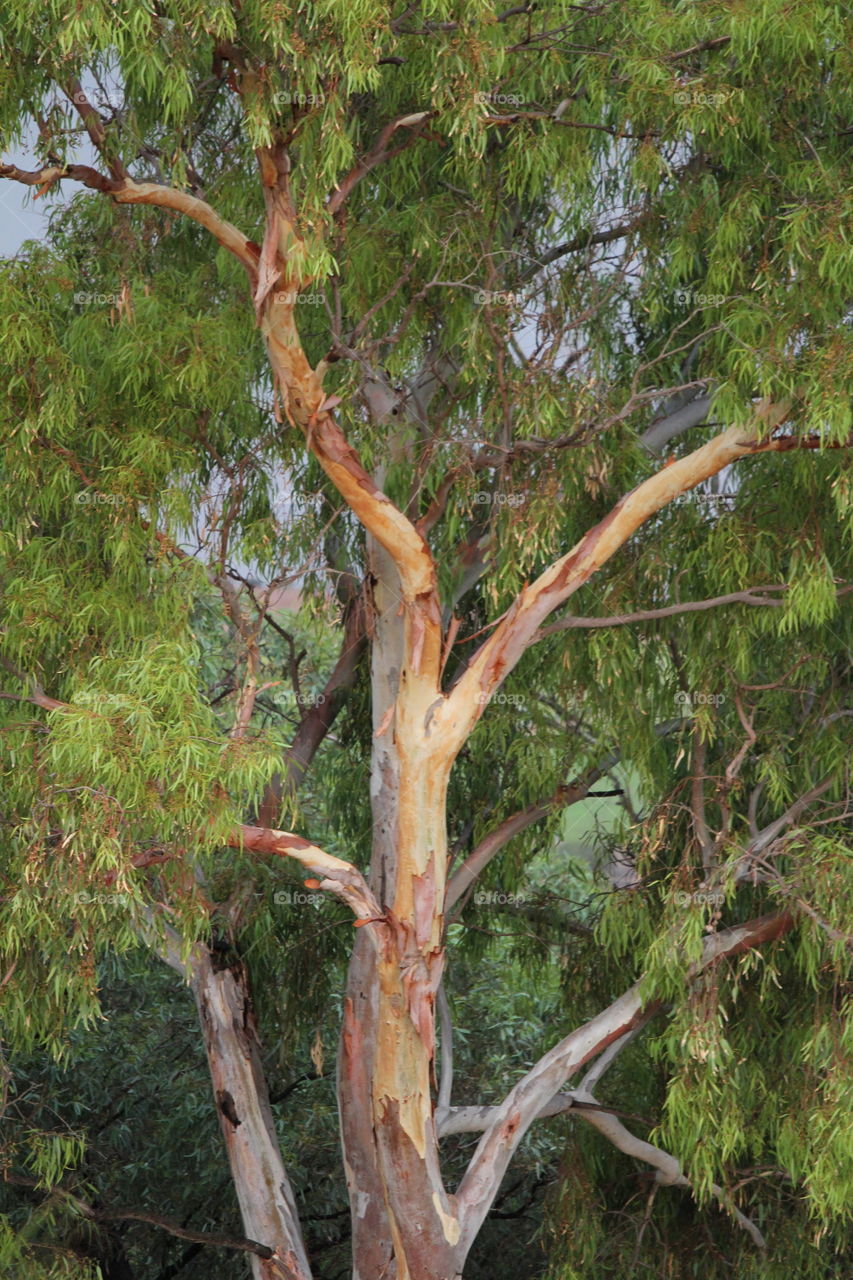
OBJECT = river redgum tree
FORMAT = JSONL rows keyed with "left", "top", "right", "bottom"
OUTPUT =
{"left": 1, "top": 3, "right": 851, "bottom": 1278}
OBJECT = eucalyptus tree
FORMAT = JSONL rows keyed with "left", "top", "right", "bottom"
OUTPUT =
{"left": 1, "top": 3, "right": 851, "bottom": 1279}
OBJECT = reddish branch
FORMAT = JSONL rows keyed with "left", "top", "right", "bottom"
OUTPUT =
{"left": 446, "top": 773, "right": 605, "bottom": 911}
{"left": 327, "top": 111, "right": 432, "bottom": 216}
{"left": 64, "top": 78, "right": 128, "bottom": 182}
{"left": 0, "top": 162, "right": 259, "bottom": 277}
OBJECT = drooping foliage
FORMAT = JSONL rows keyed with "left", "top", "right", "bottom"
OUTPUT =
{"left": 0, "top": 2, "right": 851, "bottom": 1277}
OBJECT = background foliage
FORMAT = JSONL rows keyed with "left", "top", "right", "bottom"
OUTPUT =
{"left": 1, "top": 1, "right": 850, "bottom": 1276}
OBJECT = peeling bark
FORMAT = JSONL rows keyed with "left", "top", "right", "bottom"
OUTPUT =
{"left": 191, "top": 947, "right": 313, "bottom": 1280}
{"left": 338, "top": 540, "right": 462, "bottom": 1280}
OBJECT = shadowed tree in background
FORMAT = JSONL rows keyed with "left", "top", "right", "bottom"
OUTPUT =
{"left": 0, "top": 2, "right": 851, "bottom": 1277}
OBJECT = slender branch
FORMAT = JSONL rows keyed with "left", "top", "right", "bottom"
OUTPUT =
{"left": 97, "top": 1208, "right": 277, "bottom": 1258}
{"left": 729, "top": 777, "right": 837, "bottom": 883}
{"left": 64, "top": 78, "right": 127, "bottom": 182}
{"left": 438, "top": 1092, "right": 654, "bottom": 1137}
{"left": 755, "top": 854, "right": 853, "bottom": 948}
{"left": 1, "top": 1174, "right": 274, "bottom": 1259}
{"left": 482, "top": 110, "right": 647, "bottom": 140}
{"left": 519, "top": 215, "right": 645, "bottom": 282}
{"left": 568, "top": 1095, "right": 766, "bottom": 1248}
{"left": 0, "top": 656, "right": 76, "bottom": 713}
{"left": 256, "top": 589, "right": 367, "bottom": 827}
{"left": 327, "top": 111, "right": 432, "bottom": 216}
{"left": 437, "top": 982, "right": 454, "bottom": 1112}
{"left": 539, "top": 586, "right": 793, "bottom": 635}
{"left": 666, "top": 35, "right": 732, "bottom": 60}
{"left": 691, "top": 725, "right": 715, "bottom": 872}
{"left": 447, "top": 720, "right": 686, "bottom": 911}
{"left": 445, "top": 774, "right": 603, "bottom": 912}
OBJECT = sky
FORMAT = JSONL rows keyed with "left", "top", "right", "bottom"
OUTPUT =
{"left": 0, "top": 177, "right": 49, "bottom": 256}
{"left": 2, "top": 116, "right": 99, "bottom": 256}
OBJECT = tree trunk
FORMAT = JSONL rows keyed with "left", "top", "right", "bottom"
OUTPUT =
{"left": 191, "top": 946, "right": 313, "bottom": 1280}
{"left": 339, "top": 823, "right": 461, "bottom": 1280}
{"left": 338, "top": 541, "right": 462, "bottom": 1280}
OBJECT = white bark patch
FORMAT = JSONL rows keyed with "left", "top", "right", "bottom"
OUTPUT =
{"left": 432, "top": 1193, "right": 461, "bottom": 1245}
{"left": 343, "top": 1160, "right": 370, "bottom": 1219}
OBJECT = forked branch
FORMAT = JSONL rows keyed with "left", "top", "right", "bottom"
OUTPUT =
{"left": 454, "top": 909, "right": 794, "bottom": 1250}
{"left": 440, "top": 408, "right": 851, "bottom": 750}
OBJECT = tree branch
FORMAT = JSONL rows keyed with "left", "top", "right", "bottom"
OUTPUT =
{"left": 437, "top": 981, "right": 454, "bottom": 1112}
{"left": 3, "top": 153, "right": 441, "bottom": 672}
{"left": 256, "top": 589, "right": 367, "bottom": 827}
{"left": 0, "top": 656, "right": 103, "bottom": 718}
{"left": 327, "top": 111, "right": 432, "bottom": 217}
{"left": 453, "top": 909, "right": 794, "bottom": 1250}
{"left": 0, "top": 163, "right": 259, "bottom": 277}
{"left": 539, "top": 586, "right": 792, "bottom": 635}
{"left": 446, "top": 718, "right": 687, "bottom": 910}
{"left": 437, "top": 1092, "right": 654, "bottom": 1137}
{"left": 578, "top": 1014, "right": 657, "bottom": 1093}
{"left": 440, "top": 408, "right": 844, "bottom": 751}
{"left": 518, "top": 216, "right": 645, "bottom": 283}
{"left": 1, "top": 1174, "right": 275, "bottom": 1259}
{"left": 135, "top": 908, "right": 207, "bottom": 979}
{"left": 567, "top": 1094, "right": 766, "bottom": 1248}
{"left": 445, "top": 773, "right": 605, "bottom": 912}
{"left": 729, "top": 777, "right": 838, "bottom": 883}
{"left": 639, "top": 393, "right": 714, "bottom": 453}
{"left": 64, "top": 78, "right": 128, "bottom": 182}
{"left": 230, "top": 826, "right": 384, "bottom": 925}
